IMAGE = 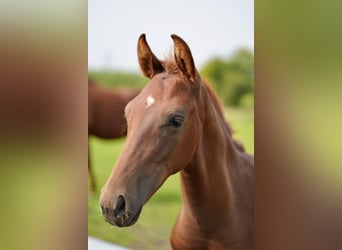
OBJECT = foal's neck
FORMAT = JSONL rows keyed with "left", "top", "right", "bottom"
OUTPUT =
{"left": 179, "top": 84, "right": 240, "bottom": 235}
{"left": 171, "top": 84, "right": 253, "bottom": 249}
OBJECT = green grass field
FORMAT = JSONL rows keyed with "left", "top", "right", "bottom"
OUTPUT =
{"left": 88, "top": 107, "right": 254, "bottom": 250}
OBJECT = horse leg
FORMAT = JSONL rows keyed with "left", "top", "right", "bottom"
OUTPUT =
{"left": 88, "top": 143, "right": 97, "bottom": 192}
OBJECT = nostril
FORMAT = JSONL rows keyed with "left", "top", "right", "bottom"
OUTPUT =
{"left": 114, "top": 195, "right": 126, "bottom": 217}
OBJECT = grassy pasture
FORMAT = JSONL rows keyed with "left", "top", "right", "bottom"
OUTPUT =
{"left": 88, "top": 107, "right": 254, "bottom": 249}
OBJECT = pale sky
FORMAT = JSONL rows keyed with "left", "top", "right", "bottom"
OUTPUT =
{"left": 88, "top": 0, "right": 254, "bottom": 71}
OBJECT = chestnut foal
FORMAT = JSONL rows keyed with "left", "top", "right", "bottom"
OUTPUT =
{"left": 100, "top": 34, "right": 253, "bottom": 249}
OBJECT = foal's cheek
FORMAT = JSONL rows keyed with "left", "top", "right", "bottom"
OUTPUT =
{"left": 173, "top": 127, "right": 198, "bottom": 171}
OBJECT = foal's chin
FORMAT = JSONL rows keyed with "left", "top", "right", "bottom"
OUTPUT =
{"left": 103, "top": 206, "right": 142, "bottom": 227}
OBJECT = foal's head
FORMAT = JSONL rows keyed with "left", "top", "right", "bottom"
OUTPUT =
{"left": 100, "top": 34, "right": 204, "bottom": 227}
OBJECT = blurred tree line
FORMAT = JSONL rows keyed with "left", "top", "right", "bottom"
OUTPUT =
{"left": 88, "top": 71, "right": 146, "bottom": 89}
{"left": 89, "top": 48, "right": 254, "bottom": 107}
{"left": 200, "top": 48, "right": 254, "bottom": 107}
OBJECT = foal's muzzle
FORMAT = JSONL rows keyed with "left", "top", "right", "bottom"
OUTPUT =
{"left": 100, "top": 195, "right": 142, "bottom": 227}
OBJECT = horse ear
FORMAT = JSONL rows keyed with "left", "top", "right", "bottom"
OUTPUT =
{"left": 137, "top": 34, "right": 164, "bottom": 79}
{"left": 171, "top": 34, "right": 197, "bottom": 83}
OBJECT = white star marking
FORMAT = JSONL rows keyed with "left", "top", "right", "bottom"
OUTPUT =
{"left": 146, "top": 95, "right": 155, "bottom": 108}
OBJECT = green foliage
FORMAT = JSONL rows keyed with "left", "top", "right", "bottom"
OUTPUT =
{"left": 88, "top": 71, "right": 146, "bottom": 89}
{"left": 200, "top": 48, "right": 254, "bottom": 107}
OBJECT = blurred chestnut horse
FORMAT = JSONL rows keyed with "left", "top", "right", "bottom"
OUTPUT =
{"left": 100, "top": 34, "right": 254, "bottom": 249}
{"left": 88, "top": 80, "right": 140, "bottom": 191}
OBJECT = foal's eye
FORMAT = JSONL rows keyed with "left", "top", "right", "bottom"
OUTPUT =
{"left": 167, "top": 115, "right": 185, "bottom": 129}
